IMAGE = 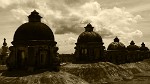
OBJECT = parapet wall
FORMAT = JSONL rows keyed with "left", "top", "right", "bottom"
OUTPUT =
{"left": 59, "top": 51, "right": 150, "bottom": 64}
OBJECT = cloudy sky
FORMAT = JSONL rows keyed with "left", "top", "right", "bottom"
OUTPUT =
{"left": 0, "top": 0, "right": 150, "bottom": 53}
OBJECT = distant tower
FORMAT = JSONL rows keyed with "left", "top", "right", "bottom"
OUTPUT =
{"left": 1, "top": 38, "right": 9, "bottom": 64}
{"left": 6, "top": 10, "right": 59, "bottom": 71}
{"left": 75, "top": 23, "right": 105, "bottom": 63}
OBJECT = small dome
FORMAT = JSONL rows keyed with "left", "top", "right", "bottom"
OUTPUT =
{"left": 77, "top": 23, "right": 103, "bottom": 44}
{"left": 127, "top": 40, "right": 140, "bottom": 51}
{"left": 14, "top": 22, "right": 54, "bottom": 41}
{"left": 140, "top": 42, "right": 149, "bottom": 51}
{"left": 107, "top": 37, "right": 126, "bottom": 50}
{"left": 13, "top": 10, "right": 54, "bottom": 42}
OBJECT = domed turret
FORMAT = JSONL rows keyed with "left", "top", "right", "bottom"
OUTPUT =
{"left": 77, "top": 23, "right": 103, "bottom": 44}
{"left": 140, "top": 42, "right": 149, "bottom": 51}
{"left": 12, "top": 10, "right": 55, "bottom": 46}
{"left": 127, "top": 40, "right": 139, "bottom": 51}
{"left": 6, "top": 10, "right": 59, "bottom": 71}
{"left": 75, "top": 23, "right": 104, "bottom": 62}
{"left": 107, "top": 37, "right": 126, "bottom": 50}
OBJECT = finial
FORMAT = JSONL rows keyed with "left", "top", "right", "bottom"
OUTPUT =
{"left": 130, "top": 40, "right": 135, "bottom": 45}
{"left": 87, "top": 23, "right": 92, "bottom": 26}
{"left": 33, "top": 10, "right": 38, "bottom": 13}
{"left": 114, "top": 36, "right": 119, "bottom": 42}
{"left": 84, "top": 23, "right": 94, "bottom": 32}
{"left": 28, "top": 10, "right": 42, "bottom": 22}
{"left": 141, "top": 42, "right": 145, "bottom": 47}
{"left": 3, "top": 38, "right": 7, "bottom": 46}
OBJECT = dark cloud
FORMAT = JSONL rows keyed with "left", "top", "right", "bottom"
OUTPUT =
{"left": 55, "top": 24, "right": 83, "bottom": 34}
{"left": 97, "top": 28, "right": 114, "bottom": 38}
{"left": 2, "top": 0, "right": 142, "bottom": 40}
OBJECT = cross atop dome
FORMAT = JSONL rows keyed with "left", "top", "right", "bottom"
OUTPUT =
{"left": 114, "top": 36, "right": 119, "bottom": 42}
{"left": 130, "top": 40, "right": 135, "bottom": 45}
{"left": 84, "top": 23, "right": 94, "bottom": 32}
{"left": 28, "top": 10, "right": 42, "bottom": 22}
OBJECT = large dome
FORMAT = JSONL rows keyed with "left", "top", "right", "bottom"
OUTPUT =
{"left": 14, "top": 22, "right": 54, "bottom": 41}
{"left": 77, "top": 23, "right": 103, "bottom": 43}
{"left": 107, "top": 37, "right": 126, "bottom": 50}
{"left": 13, "top": 10, "right": 54, "bottom": 42}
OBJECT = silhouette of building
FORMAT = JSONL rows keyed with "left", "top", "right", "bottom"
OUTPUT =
{"left": 6, "top": 10, "right": 60, "bottom": 71}
{"left": 107, "top": 37, "right": 126, "bottom": 50}
{"left": 140, "top": 42, "right": 149, "bottom": 51}
{"left": 72, "top": 24, "right": 150, "bottom": 64}
{"left": 105, "top": 37, "right": 127, "bottom": 64}
{"left": 73, "top": 32, "right": 150, "bottom": 64}
{"left": 127, "top": 40, "right": 140, "bottom": 51}
{"left": 74, "top": 23, "right": 105, "bottom": 63}
{"left": 126, "top": 40, "right": 140, "bottom": 62}
{"left": 0, "top": 38, "right": 9, "bottom": 65}
{"left": 139, "top": 42, "right": 150, "bottom": 61}
{"left": 4, "top": 10, "right": 149, "bottom": 66}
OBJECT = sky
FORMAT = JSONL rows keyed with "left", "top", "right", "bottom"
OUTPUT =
{"left": 0, "top": 0, "right": 150, "bottom": 54}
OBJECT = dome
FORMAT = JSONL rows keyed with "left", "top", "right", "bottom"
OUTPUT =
{"left": 14, "top": 22, "right": 54, "bottom": 41}
{"left": 13, "top": 10, "right": 54, "bottom": 43}
{"left": 77, "top": 32, "right": 103, "bottom": 43}
{"left": 127, "top": 40, "right": 140, "bottom": 51}
{"left": 77, "top": 23, "right": 103, "bottom": 44}
{"left": 107, "top": 37, "right": 126, "bottom": 50}
{"left": 140, "top": 42, "right": 149, "bottom": 51}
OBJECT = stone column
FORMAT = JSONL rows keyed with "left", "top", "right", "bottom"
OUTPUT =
{"left": 27, "top": 46, "right": 36, "bottom": 68}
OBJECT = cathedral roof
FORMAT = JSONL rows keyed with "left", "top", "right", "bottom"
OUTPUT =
{"left": 127, "top": 40, "right": 140, "bottom": 51}
{"left": 107, "top": 37, "right": 126, "bottom": 50}
{"left": 77, "top": 23, "right": 103, "bottom": 44}
{"left": 13, "top": 10, "right": 55, "bottom": 44}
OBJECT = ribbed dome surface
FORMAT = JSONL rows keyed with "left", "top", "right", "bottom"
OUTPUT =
{"left": 107, "top": 37, "right": 126, "bottom": 50}
{"left": 77, "top": 23, "right": 103, "bottom": 43}
{"left": 77, "top": 31, "right": 103, "bottom": 43}
{"left": 127, "top": 45, "right": 139, "bottom": 51}
{"left": 107, "top": 42, "right": 126, "bottom": 50}
{"left": 13, "top": 22, "right": 54, "bottom": 41}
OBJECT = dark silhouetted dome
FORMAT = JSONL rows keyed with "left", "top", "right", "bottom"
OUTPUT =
{"left": 127, "top": 40, "right": 140, "bottom": 51}
{"left": 107, "top": 37, "right": 126, "bottom": 50}
{"left": 77, "top": 23, "right": 103, "bottom": 44}
{"left": 13, "top": 10, "right": 54, "bottom": 42}
{"left": 140, "top": 42, "right": 149, "bottom": 51}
